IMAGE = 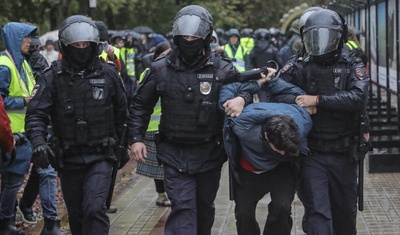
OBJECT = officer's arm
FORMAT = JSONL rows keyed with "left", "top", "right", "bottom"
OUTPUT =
{"left": 217, "top": 59, "right": 265, "bottom": 83}
{"left": 25, "top": 73, "right": 53, "bottom": 148}
{"left": 127, "top": 71, "right": 159, "bottom": 145}
{"left": 110, "top": 69, "right": 129, "bottom": 136}
{"left": 317, "top": 64, "right": 369, "bottom": 112}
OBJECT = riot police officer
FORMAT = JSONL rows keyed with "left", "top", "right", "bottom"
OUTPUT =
{"left": 25, "top": 15, "right": 128, "bottom": 235}
{"left": 129, "top": 5, "right": 269, "bottom": 235}
{"left": 276, "top": 9, "right": 369, "bottom": 235}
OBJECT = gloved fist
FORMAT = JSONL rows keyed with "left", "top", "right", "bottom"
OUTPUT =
{"left": 32, "top": 144, "right": 55, "bottom": 169}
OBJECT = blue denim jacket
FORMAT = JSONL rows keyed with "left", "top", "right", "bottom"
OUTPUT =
{"left": 220, "top": 78, "right": 312, "bottom": 184}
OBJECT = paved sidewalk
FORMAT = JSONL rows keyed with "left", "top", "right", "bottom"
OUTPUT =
{"left": 108, "top": 158, "right": 400, "bottom": 235}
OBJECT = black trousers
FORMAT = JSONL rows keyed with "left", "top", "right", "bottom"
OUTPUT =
{"left": 59, "top": 160, "right": 112, "bottom": 235}
{"left": 163, "top": 164, "right": 222, "bottom": 235}
{"left": 233, "top": 162, "right": 295, "bottom": 235}
{"left": 300, "top": 151, "right": 358, "bottom": 235}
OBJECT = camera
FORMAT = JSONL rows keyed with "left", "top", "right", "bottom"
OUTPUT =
{"left": 98, "top": 41, "right": 108, "bottom": 53}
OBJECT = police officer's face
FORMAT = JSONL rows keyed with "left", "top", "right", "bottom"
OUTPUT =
{"left": 182, "top": 35, "right": 201, "bottom": 41}
{"left": 70, "top": 41, "right": 91, "bottom": 48}
{"left": 21, "top": 36, "right": 31, "bottom": 54}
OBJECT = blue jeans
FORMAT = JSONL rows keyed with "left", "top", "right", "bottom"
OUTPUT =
{"left": 36, "top": 165, "right": 58, "bottom": 219}
{"left": 0, "top": 172, "right": 25, "bottom": 219}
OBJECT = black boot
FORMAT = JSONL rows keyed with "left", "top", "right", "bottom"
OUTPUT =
{"left": 40, "top": 218, "right": 62, "bottom": 235}
{"left": 0, "top": 218, "right": 24, "bottom": 235}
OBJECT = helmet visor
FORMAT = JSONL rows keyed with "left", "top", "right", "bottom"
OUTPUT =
{"left": 172, "top": 15, "right": 211, "bottom": 39}
{"left": 60, "top": 21, "right": 99, "bottom": 46}
{"left": 303, "top": 27, "right": 342, "bottom": 56}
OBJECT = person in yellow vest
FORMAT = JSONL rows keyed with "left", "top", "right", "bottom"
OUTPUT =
{"left": 120, "top": 32, "right": 139, "bottom": 97}
{"left": 345, "top": 27, "right": 368, "bottom": 66}
{"left": 95, "top": 21, "right": 122, "bottom": 73}
{"left": 240, "top": 28, "right": 255, "bottom": 52}
{"left": 136, "top": 41, "right": 172, "bottom": 207}
{"left": 0, "top": 22, "right": 37, "bottom": 235}
{"left": 222, "top": 28, "right": 251, "bottom": 71}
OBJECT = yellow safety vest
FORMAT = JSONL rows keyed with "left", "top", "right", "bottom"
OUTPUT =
{"left": 240, "top": 37, "right": 255, "bottom": 52}
{"left": 139, "top": 68, "right": 160, "bottom": 132}
{"left": 346, "top": 41, "right": 359, "bottom": 51}
{"left": 222, "top": 44, "right": 247, "bottom": 72}
{"left": 0, "top": 53, "right": 35, "bottom": 133}
{"left": 120, "top": 47, "right": 136, "bottom": 77}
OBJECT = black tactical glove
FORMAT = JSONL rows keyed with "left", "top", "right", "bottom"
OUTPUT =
{"left": 32, "top": 144, "right": 55, "bottom": 169}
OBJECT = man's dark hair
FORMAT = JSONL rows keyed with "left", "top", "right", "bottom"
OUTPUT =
{"left": 264, "top": 115, "right": 300, "bottom": 156}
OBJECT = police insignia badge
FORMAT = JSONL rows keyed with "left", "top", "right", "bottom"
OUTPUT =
{"left": 30, "top": 85, "right": 40, "bottom": 99}
{"left": 355, "top": 68, "right": 367, "bottom": 80}
{"left": 200, "top": 82, "right": 212, "bottom": 95}
{"left": 280, "top": 62, "right": 293, "bottom": 73}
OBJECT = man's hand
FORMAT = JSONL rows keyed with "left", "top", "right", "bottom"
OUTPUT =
{"left": 295, "top": 95, "right": 318, "bottom": 107}
{"left": 105, "top": 44, "right": 116, "bottom": 60}
{"left": 305, "top": 106, "right": 318, "bottom": 115}
{"left": 257, "top": 68, "right": 276, "bottom": 86}
{"left": 32, "top": 144, "right": 55, "bottom": 169}
{"left": 129, "top": 142, "right": 147, "bottom": 163}
{"left": 223, "top": 96, "right": 245, "bottom": 117}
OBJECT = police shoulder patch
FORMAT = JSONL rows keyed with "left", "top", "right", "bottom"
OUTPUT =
{"left": 354, "top": 67, "right": 367, "bottom": 80}
{"left": 280, "top": 62, "right": 293, "bottom": 74}
{"left": 30, "top": 84, "right": 40, "bottom": 99}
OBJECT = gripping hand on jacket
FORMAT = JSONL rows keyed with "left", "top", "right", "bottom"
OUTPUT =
{"left": 32, "top": 144, "right": 55, "bottom": 169}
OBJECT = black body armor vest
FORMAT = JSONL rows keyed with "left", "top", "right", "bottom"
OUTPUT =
{"left": 51, "top": 62, "right": 116, "bottom": 148}
{"left": 302, "top": 57, "right": 358, "bottom": 145}
{"left": 155, "top": 56, "right": 223, "bottom": 144}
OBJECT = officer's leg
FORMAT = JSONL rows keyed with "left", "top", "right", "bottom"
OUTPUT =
{"left": 82, "top": 160, "right": 112, "bottom": 235}
{"left": 264, "top": 163, "right": 295, "bottom": 235}
{"left": 163, "top": 163, "right": 197, "bottom": 235}
{"left": 233, "top": 167, "right": 266, "bottom": 235}
{"left": 196, "top": 165, "right": 222, "bottom": 235}
{"left": 59, "top": 168, "right": 85, "bottom": 235}
{"left": 329, "top": 152, "right": 358, "bottom": 235}
{"left": 300, "top": 152, "right": 333, "bottom": 235}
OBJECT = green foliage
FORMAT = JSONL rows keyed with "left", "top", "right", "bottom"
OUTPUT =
{"left": 0, "top": 0, "right": 324, "bottom": 39}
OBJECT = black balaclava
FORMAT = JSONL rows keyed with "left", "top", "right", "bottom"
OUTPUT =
{"left": 312, "top": 48, "right": 342, "bottom": 66}
{"left": 65, "top": 43, "right": 96, "bottom": 70}
{"left": 177, "top": 36, "right": 205, "bottom": 64}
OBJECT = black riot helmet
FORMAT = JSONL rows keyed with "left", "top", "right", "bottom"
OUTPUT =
{"left": 254, "top": 28, "right": 270, "bottom": 41}
{"left": 303, "top": 9, "right": 344, "bottom": 61}
{"left": 298, "top": 6, "right": 323, "bottom": 37}
{"left": 241, "top": 28, "right": 254, "bottom": 38}
{"left": 172, "top": 5, "right": 213, "bottom": 49}
{"left": 58, "top": 15, "right": 100, "bottom": 69}
{"left": 58, "top": 15, "right": 99, "bottom": 50}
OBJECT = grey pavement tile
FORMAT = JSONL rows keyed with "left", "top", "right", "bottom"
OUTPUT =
{"left": 110, "top": 160, "right": 400, "bottom": 235}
